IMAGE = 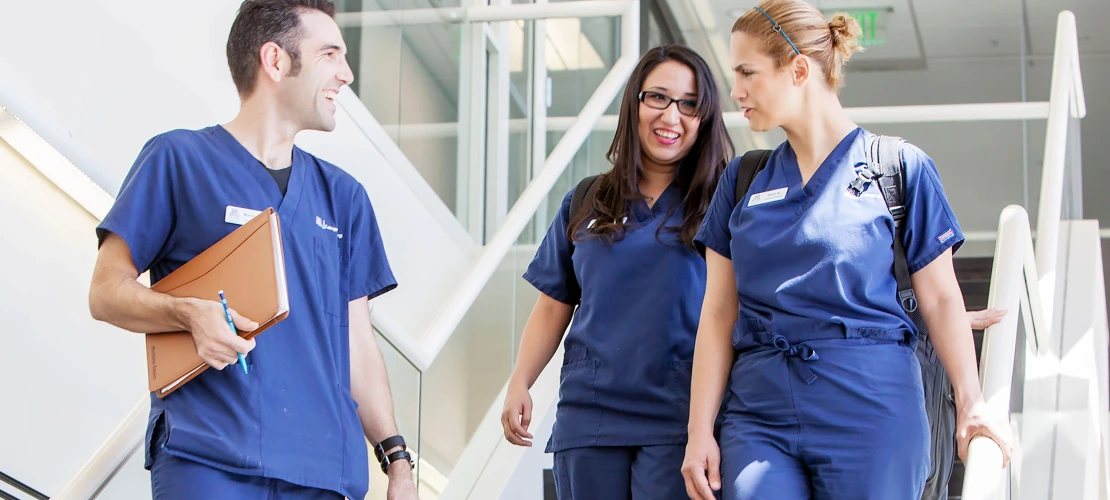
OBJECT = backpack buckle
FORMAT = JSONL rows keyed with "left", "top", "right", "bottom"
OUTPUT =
{"left": 889, "top": 205, "right": 906, "bottom": 219}
{"left": 898, "top": 289, "right": 918, "bottom": 312}
{"left": 847, "top": 164, "right": 881, "bottom": 197}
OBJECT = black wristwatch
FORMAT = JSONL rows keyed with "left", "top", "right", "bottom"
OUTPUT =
{"left": 381, "top": 449, "right": 415, "bottom": 474}
{"left": 374, "top": 435, "right": 414, "bottom": 473}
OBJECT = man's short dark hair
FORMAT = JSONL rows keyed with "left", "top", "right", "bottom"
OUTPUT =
{"left": 226, "top": 0, "right": 337, "bottom": 98}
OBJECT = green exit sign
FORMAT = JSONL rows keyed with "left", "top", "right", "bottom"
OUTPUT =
{"left": 822, "top": 7, "right": 891, "bottom": 47}
{"left": 850, "top": 10, "right": 883, "bottom": 46}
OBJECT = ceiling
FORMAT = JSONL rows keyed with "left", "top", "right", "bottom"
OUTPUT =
{"left": 695, "top": 0, "right": 1110, "bottom": 68}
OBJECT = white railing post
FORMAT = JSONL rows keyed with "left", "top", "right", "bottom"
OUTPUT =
{"left": 1034, "top": 11, "right": 1083, "bottom": 323}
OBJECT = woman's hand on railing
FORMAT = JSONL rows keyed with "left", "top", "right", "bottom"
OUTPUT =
{"left": 957, "top": 398, "right": 1014, "bottom": 467}
{"left": 967, "top": 308, "right": 1007, "bottom": 331}
{"left": 501, "top": 382, "right": 535, "bottom": 446}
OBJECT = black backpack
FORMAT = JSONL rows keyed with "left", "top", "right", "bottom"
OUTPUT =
{"left": 732, "top": 136, "right": 956, "bottom": 500}
{"left": 569, "top": 175, "right": 602, "bottom": 222}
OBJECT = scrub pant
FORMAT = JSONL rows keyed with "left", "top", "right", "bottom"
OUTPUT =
{"left": 150, "top": 420, "right": 343, "bottom": 500}
{"left": 719, "top": 335, "right": 930, "bottom": 500}
{"left": 553, "top": 445, "right": 688, "bottom": 499}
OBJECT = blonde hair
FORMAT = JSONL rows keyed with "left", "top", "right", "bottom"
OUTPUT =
{"left": 732, "top": 0, "right": 863, "bottom": 90}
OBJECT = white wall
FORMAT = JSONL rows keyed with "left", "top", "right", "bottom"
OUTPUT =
{"left": 0, "top": 140, "right": 148, "bottom": 496}
{"left": 0, "top": 1, "right": 242, "bottom": 189}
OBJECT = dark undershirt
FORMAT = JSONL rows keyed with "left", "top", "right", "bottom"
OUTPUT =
{"left": 266, "top": 165, "right": 292, "bottom": 197}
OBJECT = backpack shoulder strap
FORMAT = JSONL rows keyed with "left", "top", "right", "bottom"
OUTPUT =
{"left": 733, "top": 149, "right": 773, "bottom": 209}
{"left": 873, "top": 135, "right": 907, "bottom": 225}
{"left": 569, "top": 174, "right": 601, "bottom": 225}
{"left": 871, "top": 135, "right": 923, "bottom": 325}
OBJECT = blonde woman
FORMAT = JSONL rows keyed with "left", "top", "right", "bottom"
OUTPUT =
{"left": 681, "top": 1, "right": 1012, "bottom": 498}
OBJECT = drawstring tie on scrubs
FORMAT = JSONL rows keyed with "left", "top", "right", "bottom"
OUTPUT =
{"left": 771, "top": 335, "right": 820, "bottom": 385}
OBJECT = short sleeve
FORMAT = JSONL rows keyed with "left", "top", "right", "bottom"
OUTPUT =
{"left": 901, "top": 144, "right": 964, "bottom": 273}
{"left": 95, "top": 135, "right": 178, "bottom": 273}
{"left": 347, "top": 184, "right": 397, "bottom": 301}
{"left": 694, "top": 156, "right": 741, "bottom": 259}
{"left": 522, "top": 189, "right": 580, "bottom": 305}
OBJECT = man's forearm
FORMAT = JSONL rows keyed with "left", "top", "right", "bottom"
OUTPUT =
{"left": 351, "top": 327, "right": 414, "bottom": 481}
{"left": 91, "top": 276, "right": 190, "bottom": 332}
{"left": 89, "top": 238, "right": 194, "bottom": 334}
{"left": 352, "top": 341, "right": 400, "bottom": 444}
{"left": 348, "top": 297, "right": 411, "bottom": 479}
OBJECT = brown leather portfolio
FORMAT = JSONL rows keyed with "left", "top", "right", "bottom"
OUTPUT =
{"left": 146, "top": 208, "right": 289, "bottom": 398}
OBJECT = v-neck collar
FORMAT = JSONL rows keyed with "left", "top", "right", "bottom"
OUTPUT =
{"left": 782, "top": 127, "right": 863, "bottom": 199}
{"left": 632, "top": 182, "right": 682, "bottom": 223}
{"left": 213, "top": 125, "right": 306, "bottom": 219}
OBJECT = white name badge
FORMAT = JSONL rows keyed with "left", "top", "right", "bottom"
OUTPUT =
{"left": 748, "top": 187, "right": 789, "bottom": 207}
{"left": 225, "top": 205, "right": 262, "bottom": 225}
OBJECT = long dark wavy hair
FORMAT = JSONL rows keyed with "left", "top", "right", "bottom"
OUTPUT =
{"left": 566, "top": 44, "right": 733, "bottom": 249}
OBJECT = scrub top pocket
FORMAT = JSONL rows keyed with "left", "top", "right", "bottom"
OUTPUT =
{"left": 314, "top": 236, "right": 341, "bottom": 318}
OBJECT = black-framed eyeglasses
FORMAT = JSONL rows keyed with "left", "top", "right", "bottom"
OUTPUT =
{"left": 638, "top": 91, "right": 699, "bottom": 117}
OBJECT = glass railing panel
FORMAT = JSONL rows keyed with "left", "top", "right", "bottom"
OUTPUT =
{"left": 368, "top": 326, "right": 425, "bottom": 499}
{"left": 419, "top": 241, "right": 525, "bottom": 473}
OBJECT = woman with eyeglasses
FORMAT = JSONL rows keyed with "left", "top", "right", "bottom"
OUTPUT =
{"left": 681, "top": 1, "right": 1013, "bottom": 499}
{"left": 500, "top": 44, "right": 734, "bottom": 498}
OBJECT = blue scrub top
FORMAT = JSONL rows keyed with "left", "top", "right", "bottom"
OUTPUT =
{"left": 524, "top": 182, "right": 705, "bottom": 453}
{"left": 695, "top": 128, "right": 964, "bottom": 350}
{"left": 97, "top": 126, "right": 397, "bottom": 500}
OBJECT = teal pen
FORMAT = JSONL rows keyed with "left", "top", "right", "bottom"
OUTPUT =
{"left": 218, "top": 290, "right": 249, "bottom": 374}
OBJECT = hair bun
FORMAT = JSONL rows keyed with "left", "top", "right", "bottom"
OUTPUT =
{"left": 828, "top": 13, "right": 863, "bottom": 62}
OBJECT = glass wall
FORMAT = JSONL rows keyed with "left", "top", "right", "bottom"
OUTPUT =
{"left": 332, "top": 2, "right": 635, "bottom": 496}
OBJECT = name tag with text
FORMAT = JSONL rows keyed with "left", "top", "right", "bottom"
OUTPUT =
{"left": 748, "top": 187, "right": 788, "bottom": 207}
{"left": 225, "top": 205, "right": 262, "bottom": 225}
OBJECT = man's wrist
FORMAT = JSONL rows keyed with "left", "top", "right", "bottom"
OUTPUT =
{"left": 381, "top": 449, "right": 415, "bottom": 475}
{"left": 171, "top": 296, "right": 199, "bottom": 331}
{"left": 387, "top": 458, "right": 414, "bottom": 477}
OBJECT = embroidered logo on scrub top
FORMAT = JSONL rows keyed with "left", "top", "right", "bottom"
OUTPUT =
{"left": 317, "top": 216, "right": 337, "bottom": 232}
{"left": 937, "top": 228, "right": 955, "bottom": 244}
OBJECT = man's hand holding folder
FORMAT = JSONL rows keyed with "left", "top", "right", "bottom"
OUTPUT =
{"left": 177, "top": 297, "right": 258, "bottom": 370}
{"left": 131, "top": 207, "right": 290, "bottom": 398}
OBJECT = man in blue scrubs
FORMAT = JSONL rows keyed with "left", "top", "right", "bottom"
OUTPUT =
{"left": 88, "top": 1, "right": 418, "bottom": 498}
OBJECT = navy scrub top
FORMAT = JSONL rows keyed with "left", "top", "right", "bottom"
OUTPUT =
{"left": 524, "top": 182, "right": 705, "bottom": 453}
{"left": 695, "top": 128, "right": 964, "bottom": 349}
{"left": 97, "top": 126, "right": 397, "bottom": 500}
